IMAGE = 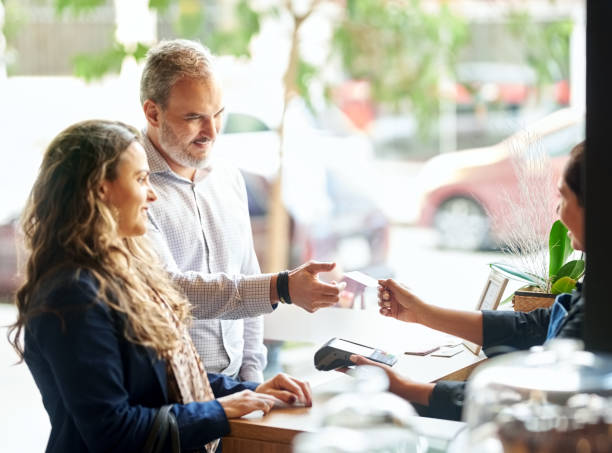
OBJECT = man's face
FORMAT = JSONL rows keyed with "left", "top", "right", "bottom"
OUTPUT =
{"left": 157, "top": 76, "right": 224, "bottom": 170}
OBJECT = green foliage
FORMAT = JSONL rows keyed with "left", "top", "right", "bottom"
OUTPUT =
{"left": 507, "top": 11, "right": 573, "bottom": 84}
{"left": 132, "top": 42, "right": 150, "bottom": 61}
{"left": 55, "top": 0, "right": 469, "bottom": 122}
{"left": 208, "top": 0, "right": 261, "bottom": 57}
{"left": 488, "top": 262, "right": 547, "bottom": 288}
{"left": 551, "top": 276, "right": 577, "bottom": 295}
{"left": 72, "top": 43, "right": 126, "bottom": 82}
{"left": 175, "top": 2, "right": 206, "bottom": 39}
{"left": 148, "top": 0, "right": 172, "bottom": 12}
{"left": 554, "top": 259, "right": 585, "bottom": 284}
{"left": 296, "top": 58, "right": 317, "bottom": 111}
{"left": 3, "top": 0, "right": 29, "bottom": 75}
{"left": 54, "top": 0, "right": 107, "bottom": 16}
{"left": 72, "top": 41, "right": 150, "bottom": 82}
{"left": 331, "top": 0, "right": 470, "bottom": 136}
{"left": 491, "top": 220, "right": 585, "bottom": 296}
{"left": 167, "top": 0, "right": 261, "bottom": 57}
{"left": 548, "top": 220, "right": 572, "bottom": 279}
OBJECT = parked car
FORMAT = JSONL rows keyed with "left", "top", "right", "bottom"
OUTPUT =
{"left": 416, "top": 107, "right": 584, "bottom": 250}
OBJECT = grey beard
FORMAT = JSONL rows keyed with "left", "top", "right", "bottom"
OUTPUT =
{"left": 160, "top": 142, "right": 213, "bottom": 170}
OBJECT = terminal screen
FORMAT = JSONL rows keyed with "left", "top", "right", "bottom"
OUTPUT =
{"left": 329, "top": 339, "right": 375, "bottom": 357}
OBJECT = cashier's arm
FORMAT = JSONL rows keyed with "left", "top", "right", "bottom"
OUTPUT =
{"left": 350, "top": 355, "right": 435, "bottom": 406}
{"left": 378, "top": 278, "right": 484, "bottom": 346}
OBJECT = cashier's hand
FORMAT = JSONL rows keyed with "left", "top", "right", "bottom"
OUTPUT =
{"left": 349, "top": 355, "right": 434, "bottom": 407}
{"left": 378, "top": 278, "right": 426, "bottom": 324}
{"left": 255, "top": 373, "right": 313, "bottom": 407}
{"left": 289, "top": 261, "right": 341, "bottom": 313}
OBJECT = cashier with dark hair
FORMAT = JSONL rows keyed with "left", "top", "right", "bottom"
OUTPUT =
{"left": 351, "top": 141, "right": 586, "bottom": 421}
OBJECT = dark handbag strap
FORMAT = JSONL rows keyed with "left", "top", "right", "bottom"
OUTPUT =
{"left": 142, "top": 404, "right": 180, "bottom": 453}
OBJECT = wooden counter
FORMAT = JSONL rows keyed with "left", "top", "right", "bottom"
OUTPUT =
{"left": 222, "top": 343, "right": 483, "bottom": 453}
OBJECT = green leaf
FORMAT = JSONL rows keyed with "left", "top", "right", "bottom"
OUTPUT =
{"left": 148, "top": 0, "right": 172, "bottom": 12}
{"left": 552, "top": 259, "right": 585, "bottom": 283}
{"left": 296, "top": 58, "right": 317, "bottom": 110}
{"left": 72, "top": 43, "right": 127, "bottom": 82}
{"left": 54, "top": 0, "right": 107, "bottom": 16}
{"left": 132, "top": 42, "right": 150, "bottom": 62}
{"left": 208, "top": 0, "right": 260, "bottom": 57}
{"left": 549, "top": 220, "right": 572, "bottom": 278}
{"left": 498, "top": 293, "right": 514, "bottom": 306}
{"left": 489, "top": 263, "right": 544, "bottom": 287}
{"left": 175, "top": 0, "right": 206, "bottom": 39}
{"left": 550, "top": 276, "right": 577, "bottom": 295}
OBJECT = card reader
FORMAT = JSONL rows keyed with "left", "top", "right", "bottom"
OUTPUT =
{"left": 314, "top": 337, "right": 397, "bottom": 371}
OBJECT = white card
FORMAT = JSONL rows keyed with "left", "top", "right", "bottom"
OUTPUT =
{"left": 430, "top": 345, "right": 464, "bottom": 358}
{"left": 343, "top": 271, "right": 379, "bottom": 288}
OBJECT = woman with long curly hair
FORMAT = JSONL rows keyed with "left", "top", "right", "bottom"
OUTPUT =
{"left": 8, "top": 119, "right": 311, "bottom": 453}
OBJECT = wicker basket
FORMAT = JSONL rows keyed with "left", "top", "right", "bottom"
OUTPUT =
{"left": 512, "top": 290, "right": 557, "bottom": 312}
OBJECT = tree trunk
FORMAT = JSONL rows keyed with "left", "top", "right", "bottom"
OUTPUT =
{"left": 264, "top": 10, "right": 306, "bottom": 273}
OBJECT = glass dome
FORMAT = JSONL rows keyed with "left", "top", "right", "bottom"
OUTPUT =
{"left": 293, "top": 365, "right": 426, "bottom": 453}
{"left": 462, "top": 339, "right": 612, "bottom": 453}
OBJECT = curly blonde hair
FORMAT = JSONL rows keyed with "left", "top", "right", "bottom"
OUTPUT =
{"left": 9, "top": 120, "right": 190, "bottom": 360}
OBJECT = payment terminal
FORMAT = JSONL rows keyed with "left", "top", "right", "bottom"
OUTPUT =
{"left": 314, "top": 337, "right": 398, "bottom": 371}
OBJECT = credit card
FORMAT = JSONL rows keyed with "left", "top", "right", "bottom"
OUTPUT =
{"left": 430, "top": 345, "right": 464, "bottom": 358}
{"left": 343, "top": 271, "right": 379, "bottom": 288}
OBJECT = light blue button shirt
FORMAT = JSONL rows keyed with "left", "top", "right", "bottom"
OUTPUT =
{"left": 143, "top": 133, "right": 272, "bottom": 382}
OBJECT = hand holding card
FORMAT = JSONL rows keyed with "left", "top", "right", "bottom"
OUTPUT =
{"left": 341, "top": 271, "right": 379, "bottom": 309}
{"left": 343, "top": 271, "right": 379, "bottom": 288}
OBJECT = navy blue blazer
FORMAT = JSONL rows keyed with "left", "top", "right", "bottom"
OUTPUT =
{"left": 24, "top": 270, "right": 257, "bottom": 453}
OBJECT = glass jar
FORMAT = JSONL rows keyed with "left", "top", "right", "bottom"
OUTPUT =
{"left": 462, "top": 339, "right": 612, "bottom": 453}
{"left": 293, "top": 365, "right": 426, "bottom": 453}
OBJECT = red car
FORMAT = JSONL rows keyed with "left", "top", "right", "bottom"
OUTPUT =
{"left": 416, "top": 108, "right": 584, "bottom": 250}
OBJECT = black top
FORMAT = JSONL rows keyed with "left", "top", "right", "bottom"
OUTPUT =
{"left": 412, "top": 283, "right": 584, "bottom": 421}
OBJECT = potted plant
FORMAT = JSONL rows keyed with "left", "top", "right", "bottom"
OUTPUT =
{"left": 490, "top": 220, "right": 585, "bottom": 312}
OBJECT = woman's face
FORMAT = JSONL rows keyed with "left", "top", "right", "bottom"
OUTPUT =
{"left": 557, "top": 177, "right": 585, "bottom": 252}
{"left": 100, "top": 142, "right": 157, "bottom": 237}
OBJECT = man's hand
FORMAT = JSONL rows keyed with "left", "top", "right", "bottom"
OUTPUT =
{"left": 288, "top": 261, "right": 341, "bottom": 313}
{"left": 378, "top": 278, "right": 426, "bottom": 324}
{"left": 255, "top": 372, "right": 312, "bottom": 407}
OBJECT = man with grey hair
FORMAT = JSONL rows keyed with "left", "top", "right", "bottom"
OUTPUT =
{"left": 140, "top": 39, "right": 342, "bottom": 382}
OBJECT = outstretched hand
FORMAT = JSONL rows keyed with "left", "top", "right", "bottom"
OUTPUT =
{"left": 377, "top": 278, "right": 425, "bottom": 324}
{"left": 288, "top": 261, "right": 341, "bottom": 313}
